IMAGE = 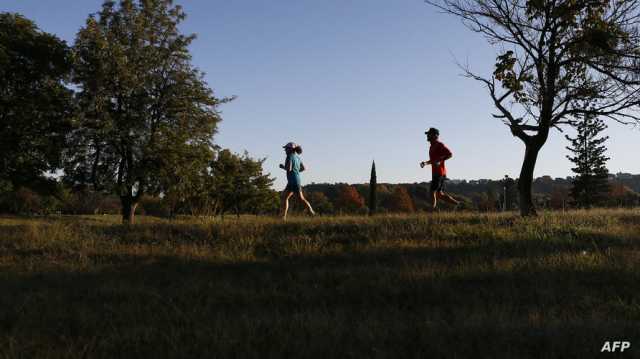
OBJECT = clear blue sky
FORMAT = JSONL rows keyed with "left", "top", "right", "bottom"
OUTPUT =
{"left": 5, "top": 0, "right": 639, "bottom": 188}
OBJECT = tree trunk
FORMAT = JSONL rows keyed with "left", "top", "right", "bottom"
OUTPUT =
{"left": 121, "top": 196, "right": 138, "bottom": 224}
{"left": 518, "top": 142, "right": 543, "bottom": 217}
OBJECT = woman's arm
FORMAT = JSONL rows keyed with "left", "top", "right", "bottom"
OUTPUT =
{"left": 300, "top": 162, "right": 306, "bottom": 172}
{"left": 280, "top": 156, "right": 291, "bottom": 171}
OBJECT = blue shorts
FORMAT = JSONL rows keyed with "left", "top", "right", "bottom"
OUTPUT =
{"left": 285, "top": 183, "right": 301, "bottom": 193}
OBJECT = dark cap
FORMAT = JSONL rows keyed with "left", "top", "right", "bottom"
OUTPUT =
{"left": 425, "top": 127, "right": 439, "bottom": 136}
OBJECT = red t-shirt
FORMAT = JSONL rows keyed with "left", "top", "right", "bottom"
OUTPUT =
{"left": 429, "top": 140, "right": 452, "bottom": 177}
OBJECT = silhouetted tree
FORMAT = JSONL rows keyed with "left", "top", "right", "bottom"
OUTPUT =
{"left": 502, "top": 175, "right": 518, "bottom": 211}
{"left": 66, "top": 0, "right": 231, "bottom": 223}
{"left": 565, "top": 112, "right": 610, "bottom": 208}
{"left": 427, "top": 0, "right": 640, "bottom": 216}
{"left": 369, "top": 161, "right": 377, "bottom": 215}
{"left": 0, "top": 13, "right": 73, "bottom": 192}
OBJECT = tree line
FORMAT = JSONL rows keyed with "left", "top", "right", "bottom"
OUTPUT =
{"left": 3, "top": 0, "right": 640, "bottom": 221}
{"left": 1, "top": 1, "right": 281, "bottom": 222}
{"left": 302, "top": 172, "right": 639, "bottom": 215}
{"left": 6, "top": 171, "right": 637, "bottom": 216}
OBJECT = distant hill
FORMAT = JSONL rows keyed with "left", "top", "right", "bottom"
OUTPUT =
{"left": 303, "top": 173, "right": 640, "bottom": 213}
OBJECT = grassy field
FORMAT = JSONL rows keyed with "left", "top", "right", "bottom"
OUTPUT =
{"left": 1, "top": 209, "right": 640, "bottom": 358}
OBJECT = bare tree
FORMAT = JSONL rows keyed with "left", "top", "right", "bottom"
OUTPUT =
{"left": 427, "top": 0, "right": 640, "bottom": 216}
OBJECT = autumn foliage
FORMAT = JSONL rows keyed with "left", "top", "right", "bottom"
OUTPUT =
{"left": 335, "top": 185, "right": 365, "bottom": 213}
{"left": 384, "top": 187, "right": 415, "bottom": 213}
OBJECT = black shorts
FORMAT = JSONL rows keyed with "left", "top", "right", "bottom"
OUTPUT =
{"left": 430, "top": 175, "right": 447, "bottom": 193}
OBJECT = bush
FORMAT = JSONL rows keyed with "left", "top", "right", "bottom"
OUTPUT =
{"left": 61, "top": 191, "right": 114, "bottom": 215}
{"left": 140, "top": 196, "right": 172, "bottom": 218}
{"left": 0, "top": 187, "right": 43, "bottom": 215}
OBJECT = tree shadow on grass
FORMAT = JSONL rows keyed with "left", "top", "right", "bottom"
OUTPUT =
{"left": 2, "top": 238, "right": 640, "bottom": 359}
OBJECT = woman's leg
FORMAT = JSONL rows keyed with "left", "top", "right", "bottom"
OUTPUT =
{"left": 282, "top": 191, "right": 294, "bottom": 220}
{"left": 296, "top": 190, "right": 316, "bottom": 215}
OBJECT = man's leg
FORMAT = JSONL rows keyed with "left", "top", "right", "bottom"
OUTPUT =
{"left": 431, "top": 190, "right": 438, "bottom": 210}
{"left": 430, "top": 175, "right": 442, "bottom": 210}
{"left": 437, "top": 192, "right": 460, "bottom": 205}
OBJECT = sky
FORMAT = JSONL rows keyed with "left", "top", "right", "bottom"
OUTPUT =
{"left": 4, "top": 0, "right": 640, "bottom": 189}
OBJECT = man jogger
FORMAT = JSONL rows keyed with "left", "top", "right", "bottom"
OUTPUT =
{"left": 420, "top": 128, "right": 460, "bottom": 210}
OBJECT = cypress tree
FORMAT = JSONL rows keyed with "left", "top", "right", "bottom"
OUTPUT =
{"left": 369, "top": 161, "right": 377, "bottom": 215}
{"left": 565, "top": 113, "right": 610, "bottom": 208}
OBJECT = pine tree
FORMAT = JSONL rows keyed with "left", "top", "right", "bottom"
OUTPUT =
{"left": 565, "top": 113, "right": 610, "bottom": 208}
{"left": 369, "top": 161, "right": 377, "bottom": 215}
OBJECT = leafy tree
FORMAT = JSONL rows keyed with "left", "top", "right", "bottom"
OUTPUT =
{"left": 368, "top": 184, "right": 392, "bottom": 213}
{"left": 472, "top": 192, "right": 490, "bottom": 212}
{"left": 0, "top": 13, "right": 73, "bottom": 190}
{"left": 306, "top": 191, "right": 334, "bottom": 214}
{"left": 209, "top": 149, "right": 277, "bottom": 218}
{"left": 486, "top": 187, "right": 499, "bottom": 211}
{"left": 0, "top": 187, "right": 42, "bottom": 215}
{"left": 565, "top": 112, "right": 610, "bottom": 208}
{"left": 160, "top": 147, "right": 219, "bottom": 217}
{"left": 66, "top": 0, "right": 230, "bottom": 223}
{"left": 369, "top": 161, "right": 377, "bottom": 215}
{"left": 549, "top": 187, "right": 570, "bottom": 210}
{"left": 384, "top": 186, "right": 415, "bottom": 213}
{"left": 427, "top": 0, "right": 640, "bottom": 216}
{"left": 608, "top": 182, "right": 640, "bottom": 207}
{"left": 139, "top": 195, "right": 172, "bottom": 217}
{"left": 335, "top": 185, "right": 365, "bottom": 213}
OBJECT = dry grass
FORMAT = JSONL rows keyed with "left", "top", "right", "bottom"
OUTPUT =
{"left": 1, "top": 209, "right": 640, "bottom": 358}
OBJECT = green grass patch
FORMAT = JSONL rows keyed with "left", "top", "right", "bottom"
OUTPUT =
{"left": 1, "top": 209, "right": 639, "bottom": 358}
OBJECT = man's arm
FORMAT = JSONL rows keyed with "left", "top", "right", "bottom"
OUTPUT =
{"left": 425, "top": 144, "right": 453, "bottom": 165}
{"left": 437, "top": 143, "right": 453, "bottom": 162}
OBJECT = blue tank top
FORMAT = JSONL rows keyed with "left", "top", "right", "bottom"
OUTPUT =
{"left": 286, "top": 153, "right": 302, "bottom": 185}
